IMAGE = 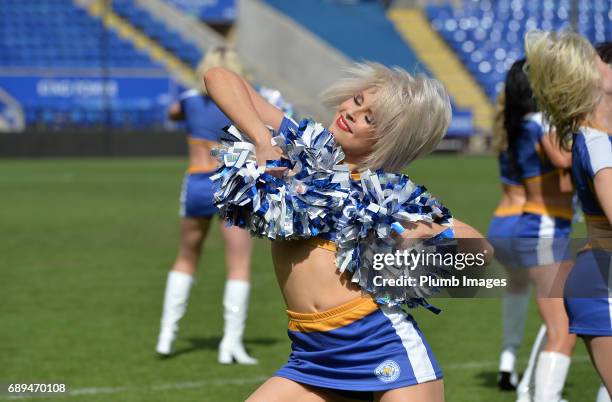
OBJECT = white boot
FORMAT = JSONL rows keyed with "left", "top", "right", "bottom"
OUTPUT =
{"left": 596, "top": 383, "right": 611, "bottom": 402}
{"left": 499, "top": 349, "right": 520, "bottom": 390}
{"left": 517, "top": 324, "right": 548, "bottom": 402}
{"left": 499, "top": 293, "right": 530, "bottom": 390}
{"left": 534, "top": 351, "right": 571, "bottom": 402}
{"left": 156, "top": 271, "right": 193, "bottom": 356}
{"left": 218, "top": 279, "right": 257, "bottom": 365}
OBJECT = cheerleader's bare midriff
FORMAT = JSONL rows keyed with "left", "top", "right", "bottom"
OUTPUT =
{"left": 271, "top": 239, "right": 363, "bottom": 313}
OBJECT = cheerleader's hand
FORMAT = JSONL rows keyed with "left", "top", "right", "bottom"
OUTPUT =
{"left": 397, "top": 221, "right": 446, "bottom": 239}
{"left": 392, "top": 221, "right": 447, "bottom": 249}
{"left": 256, "top": 142, "right": 287, "bottom": 178}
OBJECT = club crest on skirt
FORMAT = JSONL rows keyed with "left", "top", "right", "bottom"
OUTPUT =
{"left": 375, "top": 360, "right": 401, "bottom": 383}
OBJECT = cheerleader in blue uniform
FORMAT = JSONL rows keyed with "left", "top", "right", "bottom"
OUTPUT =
{"left": 156, "top": 48, "right": 291, "bottom": 364}
{"left": 488, "top": 91, "right": 529, "bottom": 390}
{"left": 204, "top": 63, "right": 492, "bottom": 402}
{"left": 502, "top": 58, "right": 577, "bottom": 402}
{"left": 526, "top": 34, "right": 612, "bottom": 399}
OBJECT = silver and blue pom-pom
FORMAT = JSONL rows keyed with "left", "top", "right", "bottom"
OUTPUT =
{"left": 333, "top": 170, "right": 454, "bottom": 305}
{"left": 211, "top": 118, "right": 454, "bottom": 307}
{"left": 211, "top": 120, "right": 349, "bottom": 239}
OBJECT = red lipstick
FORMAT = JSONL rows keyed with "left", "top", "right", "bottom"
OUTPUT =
{"left": 336, "top": 115, "right": 352, "bottom": 133}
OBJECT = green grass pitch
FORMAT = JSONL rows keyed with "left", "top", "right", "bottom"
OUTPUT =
{"left": 0, "top": 156, "right": 600, "bottom": 401}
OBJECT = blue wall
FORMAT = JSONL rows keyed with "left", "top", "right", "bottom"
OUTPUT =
{"left": 0, "top": 74, "right": 176, "bottom": 128}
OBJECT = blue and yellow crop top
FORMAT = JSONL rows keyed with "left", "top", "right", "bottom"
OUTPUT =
{"left": 179, "top": 89, "right": 230, "bottom": 143}
{"left": 572, "top": 127, "right": 612, "bottom": 221}
{"left": 498, "top": 149, "right": 521, "bottom": 186}
{"left": 514, "top": 112, "right": 556, "bottom": 180}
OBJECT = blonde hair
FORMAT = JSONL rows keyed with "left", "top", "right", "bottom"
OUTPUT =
{"left": 524, "top": 30, "right": 601, "bottom": 149}
{"left": 492, "top": 89, "right": 507, "bottom": 152}
{"left": 197, "top": 47, "right": 249, "bottom": 94}
{"left": 321, "top": 62, "right": 451, "bottom": 172}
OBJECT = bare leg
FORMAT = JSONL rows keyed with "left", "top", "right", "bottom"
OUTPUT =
{"left": 585, "top": 336, "right": 612, "bottom": 392}
{"left": 534, "top": 297, "right": 576, "bottom": 355}
{"left": 375, "top": 379, "right": 444, "bottom": 402}
{"left": 220, "top": 223, "right": 253, "bottom": 281}
{"left": 529, "top": 262, "right": 576, "bottom": 355}
{"left": 172, "top": 217, "right": 212, "bottom": 275}
{"left": 529, "top": 260, "right": 573, "bottom": 300}
{"left": 246, "top": 377, "right": 354, "bottom": 402}
{"left": 507, "top": 266, "right": 531, "bottom": 293}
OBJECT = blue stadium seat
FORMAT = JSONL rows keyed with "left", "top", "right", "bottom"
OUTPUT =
{"left": 162, "top": 0, "right": 237, "bottom": 23}
{"left": 0, "top": 0, "right": 177, "bottom": 129}
{"left": 426, "top": 0, "right": 610, "bottom": 101}
{"left": 111, "top": 0, "right": 203, "bottom": 67}
{"left": 259, "top": 0, "right": 474, "bottom": 136}
{"left": 0, "top": 0, "right": 162, "bottom": 70}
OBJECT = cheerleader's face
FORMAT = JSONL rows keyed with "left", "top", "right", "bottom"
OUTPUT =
{"left": 329, "top": 87, "right": 378, "bottom": 163}
{"left": 597, "top": 56, "right": 612, "bottom": 95}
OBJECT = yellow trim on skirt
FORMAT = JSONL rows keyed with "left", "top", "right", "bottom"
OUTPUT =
{"left": 494, "top": 204, "right": 523, "bottom": 216}
{"left": 187, "top": 165, "right": 218, "bottom": 174}
{"left": 523, "top": 201, "right": 573, "bottom": 220}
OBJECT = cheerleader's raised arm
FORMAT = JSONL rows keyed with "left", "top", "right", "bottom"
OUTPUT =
{"left": 204, "top": 67, "right": 285, "bottom": 169}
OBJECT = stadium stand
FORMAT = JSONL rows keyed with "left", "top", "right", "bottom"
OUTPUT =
{"left": 425, "top": 0, "right": 612, "bottom": 101}
{"left": 389, "top": 8, "right": 492, "bottom": 132}
{"left": 0, "top": 0, "right": 158, "bottom": 69}
{"left": 263, "top": 0, "right": 426, "bottom": 74}
{"left": 111, "top": 0, "right": 203, "bottom": 68}
{"left": 0, "top": 0, "right": 203, "bottom": 129}
{"left": 261, "top": 0, "right": 474, "bottom": 138}
{"left": 1, "top": 0, "right": 483, "bottom": 141}
{"left": 162, "top": 0, "right": 237, "bottom": 23}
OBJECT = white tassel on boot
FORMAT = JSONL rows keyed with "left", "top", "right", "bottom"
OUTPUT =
{"left": 516, "top": 324, "right": 548, "bottom": 402}
{"left": 499, "top": 293, "right": 530, "bottom": 390}
{"left": 218, "top": 279, "right": 257, "bottom": 365}
{"left": 156, "top": 271, "right": 194, "bottom": 356}
{"left": 534, "top": 351, "right": 571, "bottom": 402}
{"left": 596, "top": 383, "right": 611, "bottom": 402}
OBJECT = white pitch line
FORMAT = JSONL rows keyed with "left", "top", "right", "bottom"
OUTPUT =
{"left": 0, "top": 356, "right": 593, "bottom": 400}
{"left": 444, "top": 355, "right": 590, "bottom": 371}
